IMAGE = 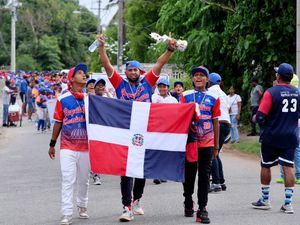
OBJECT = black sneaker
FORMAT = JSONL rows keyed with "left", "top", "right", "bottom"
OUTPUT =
{"left": 153, "top": 179, "right": 161, "bottom": 184}
{"left": 196, "top": 208, "right": 210, "bottom": 224}
{"left": 221, "top": 183, "right": 227, "bottom": 191}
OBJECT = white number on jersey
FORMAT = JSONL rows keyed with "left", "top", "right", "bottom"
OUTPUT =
{"left": 282, "top": 98, "right": 297, "bottom": 112}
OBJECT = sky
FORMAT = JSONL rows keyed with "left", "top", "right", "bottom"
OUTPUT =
{"left": 79, "top": 0, "right": 118, "bottom": 28}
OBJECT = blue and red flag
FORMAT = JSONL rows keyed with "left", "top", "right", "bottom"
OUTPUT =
{"left": 86, "top": 95, "right": 195, "bottom": 182}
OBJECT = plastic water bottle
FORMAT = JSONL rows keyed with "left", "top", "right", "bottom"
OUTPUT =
{"left": 88, "top": 39, "right": 100, "bottom": 52}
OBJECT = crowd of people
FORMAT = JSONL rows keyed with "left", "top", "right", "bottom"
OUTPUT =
{"left": 1, "top": 34, "right": 299, "bottom": 225}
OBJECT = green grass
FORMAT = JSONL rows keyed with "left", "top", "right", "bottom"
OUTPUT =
{"left": 231, "top": 139, "right": 261, "bottom": 155}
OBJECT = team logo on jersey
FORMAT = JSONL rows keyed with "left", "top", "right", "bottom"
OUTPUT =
{"left": 132, "top": 134, "right": 144, "bottom": 147}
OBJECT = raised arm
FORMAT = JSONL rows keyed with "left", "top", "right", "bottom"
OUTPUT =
{"left": 97, "top": 34, "right": 114, "bottom": 77}
{"left": 152, "top": 38, "right": 177, "bottom": 75}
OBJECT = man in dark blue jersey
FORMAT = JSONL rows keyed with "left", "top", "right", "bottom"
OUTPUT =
{"left": 252, "top": 63, "right": 300, "bottom": 214}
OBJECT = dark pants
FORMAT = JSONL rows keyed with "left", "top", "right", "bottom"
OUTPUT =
{"left": 183, "top": 147, "right": 213, "bottom": 209}
{"left": 250, "top": 106, "right": 259, "bottom": 134}
{"left": 211, "top": 122, "right": 231, "bottom": 184}
{"left": 120, "top": 176, "right": 146, "bottom": 206}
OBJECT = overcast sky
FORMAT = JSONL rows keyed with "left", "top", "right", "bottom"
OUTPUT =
{"left": 79, "top": 0, "right": 118, "bottom": 28}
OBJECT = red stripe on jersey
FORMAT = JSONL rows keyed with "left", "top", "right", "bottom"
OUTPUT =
{"left": 147, "top": 103, "right": 195, "bottom": 133}
{"left": 53, "top": 100, "right": 63, "bottom": 122}
{"left": 89, "top": 140, "right": 128, "bottom": 176}
{"left": 258, "top": 90, "right": 273, "bottom": 115}
{"left": 144, "top": 70, "right": 159, "bottom": 87}
{"left": 108, "top": 70, "right": 123, "bottom": 89}
{"left": 212, "top": 98, "right": 221, "bottom": 118}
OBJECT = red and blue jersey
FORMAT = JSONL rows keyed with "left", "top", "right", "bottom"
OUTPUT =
{"left": 109, "top": 69, "right": 159, "bottom": 102}
{"left": 181, "top": 89, "right": 220, "bottom": 148}
{"left": 258, "top": 84, "right": 300, "bottom": 149}
{"left": 53, "top": 91, "right": 88, "bottom": 151}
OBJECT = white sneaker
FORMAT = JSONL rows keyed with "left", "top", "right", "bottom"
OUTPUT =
{"left": 78, "top": 206, "right": 89, "bottom": 219}
{"left": 119, "top": 206, "right": 134, "bottom": 222}
{"left": 132, "top": 199, "right": 144, "bottom": 215}
{"left": 60, "top": 215, "right": 72, "bottom": 225}
{"left": 280, "top": 204, "right": 294, "bottom": 214}
{"left": 93, "top": 176, "right": 102, "bottom": 185}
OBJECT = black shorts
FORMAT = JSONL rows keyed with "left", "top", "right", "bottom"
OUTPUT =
{"left": 261, "top": 143, "right": 295, "bottom": 168}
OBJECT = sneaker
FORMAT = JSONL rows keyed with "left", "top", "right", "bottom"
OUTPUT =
{"left": 184, "top": 199, "right": 194, "bottom": 217}
{"left": 220, "top": 183, "right": 227, "bottom": 191}
{"left": 93, "top": 176, "right": 102, "bottom": 185}
{"left": 132, "top": 199, "right": 144, "bottom": 215}
{"left": 280, "top": 204, "right": 294, "bottom": 214}
{"left": 153, "top": 179, "right": 161, "bottom": 185}
{"left": 60, "top": 215, "right": 72, "bottom": 225}
{"left": 295, "top": 179, "right": 300, "bottom": 184}
{"left": 160, "top": 180, "right": 167, "bottom": 183}
{"left": 78, "top": 207, "right": 89, "bottom": 219}
{"left": 119, "top": 206, "right": 134, "bottom": 222}
{"left": 276, "top": 177, "right": 284, "bottom": 184}
{"left": 196, "top": 208, "right": 210, "bottom": 224}
{"left": 251, "top": 198, "right": 271, "bottom": 210}
{"left": 208, "top": 184, "right": 222, "bottom": 193}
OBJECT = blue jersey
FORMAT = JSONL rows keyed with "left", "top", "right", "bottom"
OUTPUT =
{"left": 109, "top": 70, "right": 158, "bottom": 102}
{"left": 181, "top": 89, "right": 220, "bottom": 148}
{"left": 258, "top": 84, "right": 300, "bottom": 149}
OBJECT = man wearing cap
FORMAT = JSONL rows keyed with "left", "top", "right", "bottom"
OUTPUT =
{"left": 97, "top": 34, "right": 177, "bottom": 222}
{"left": 48, "top": 64, "right": 90, "bottom": 225}
{"left": 171, "top": 81, "right": 184, "bottom": 102}
{"left": 207, "top": 73, "right": 231, "bottom": 193}
{"left": 252, "top": 63, "right": 300, "bottom": 214}
{"left": 181, "top": 66, "right": 220, "bottom": 224}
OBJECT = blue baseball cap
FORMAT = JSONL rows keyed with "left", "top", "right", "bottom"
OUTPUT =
{"left": 157, "top": 78, "right": 170, "bottom": 87}
{"left": 94, "top": 78, "right": 106, "bottom": 87}
{"left": 68, "top": 63, "right": 88, "bottom": 81}
{"left": 274, "top": 63, "right": 294, "bottom": 77}
{"left": 86, "top": 78, "right": 96, "bottom": 87}
{"left": 125, "top": 60, "right": 146, "bottom": 74}
{"left": 191, "top": 66, "right": 209, "bottom": 77}
{"left": 209, "top": 72, "right": 222, "bottom": 85}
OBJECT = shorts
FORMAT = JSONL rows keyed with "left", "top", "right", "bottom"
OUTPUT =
{"left": 28, "top": 102, "right": 34, "bottom": 110}
{"left": 261, "top": 143, "right": 295, "bottom": 168}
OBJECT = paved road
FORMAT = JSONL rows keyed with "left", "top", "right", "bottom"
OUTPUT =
{"left": 0, "top": 120, "right": 299, "bottom": 225}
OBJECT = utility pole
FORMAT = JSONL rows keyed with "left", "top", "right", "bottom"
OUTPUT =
{"left": 297, "top": 0, "right": 300, "bottom": 85}
{"left": 11, "top": 0, "right": 16, "bottom": 72}
{"left": 97, "top": 0, "right": 102, "bottom": 33}
{"left": 117, "top": 0, "right": 124, "bottom": 71}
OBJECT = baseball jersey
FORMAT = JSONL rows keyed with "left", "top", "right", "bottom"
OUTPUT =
{"left": 109, "top": 69, "right": 159, "bottom": 102}
{"left": 181, "top": 89, "right": 221, "bottom": 148}
{"left": 53, "top": 91, "right": 88, "bottom": 151}
{"left": 258, "top": 84, "right": 300, "bottom": 149}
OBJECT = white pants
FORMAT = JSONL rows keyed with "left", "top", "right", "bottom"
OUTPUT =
{"left": 60, "top": 150, "right": 90, "bottom": 216}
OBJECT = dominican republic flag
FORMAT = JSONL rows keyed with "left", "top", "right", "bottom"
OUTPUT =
{"left": 86, "top": 95, "right": 195, "bottom": 182}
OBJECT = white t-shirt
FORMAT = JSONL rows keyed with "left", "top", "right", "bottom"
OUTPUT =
{"left": 228, "top": 94, "right": 242, "bottom": 115}
{"left": 151, "top": 93, "right": 178, "bottom": 103}
{"left": 2, "top": 86, "right": 11, "bottom": 105}
{"left": 208, "top": 85, "right": 231, "bottom": 123}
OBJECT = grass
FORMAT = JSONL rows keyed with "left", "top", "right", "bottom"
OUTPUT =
{"left": 231, "top": 139, "right": 261, "bottom": 156}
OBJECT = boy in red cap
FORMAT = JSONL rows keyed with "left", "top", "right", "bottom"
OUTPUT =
{"left": 48, "top": 64, "right": 90, "bottom": 225}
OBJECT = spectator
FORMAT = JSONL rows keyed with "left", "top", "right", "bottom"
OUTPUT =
{"left": 248, "top": 77, "right": 263, "bottom": 136}
{"left": 228, "top": 86, "right": 242, "bottom": 143}
{"left": 2, "top": 80, "right": 13, "bottom": 127}
{"left": 170, "top": 81, "right": 184, "bottom": 102}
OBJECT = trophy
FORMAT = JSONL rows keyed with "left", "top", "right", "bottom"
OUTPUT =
{"left": 150, "top": 32, "right": 188, "bottom": 52}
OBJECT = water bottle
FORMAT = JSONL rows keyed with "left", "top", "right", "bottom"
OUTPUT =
{"left": 88, "top": 39, "right": 101, "bottom": 52}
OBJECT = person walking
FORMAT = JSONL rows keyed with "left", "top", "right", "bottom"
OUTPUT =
{"left": 48, "top": 64, "right": 90, "bottom": 225}
{"left": 181, "top": 66, "right": 220, "bottom": 224}
{"left": 97, "top": 34, "right": 176, "bottom": 222}
{"left": 252, "top": 63, "right": 299, "bottom": 214}
{"left": 228, "top": 86, "right": 242, "bottom": 143}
